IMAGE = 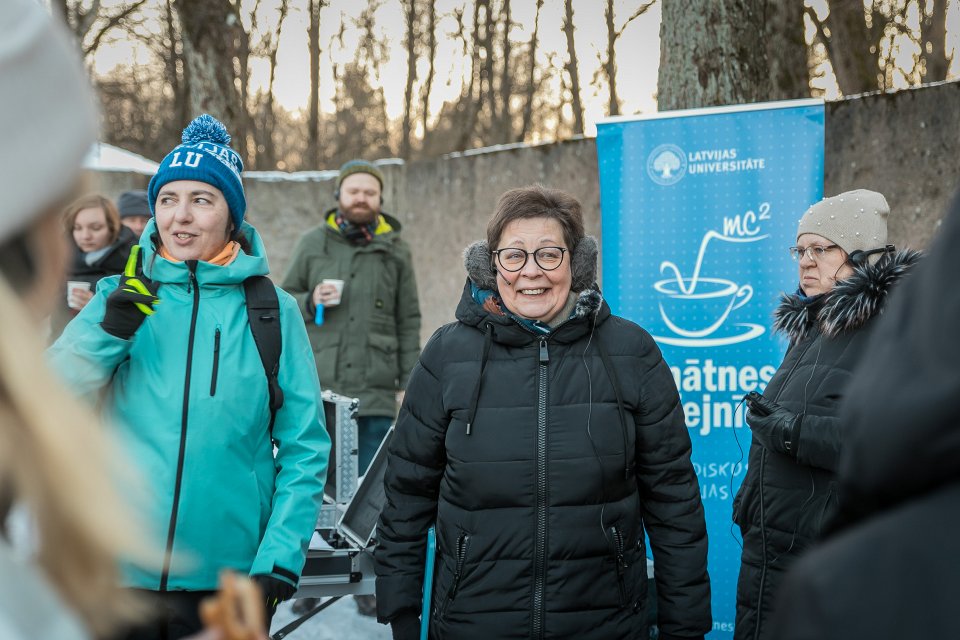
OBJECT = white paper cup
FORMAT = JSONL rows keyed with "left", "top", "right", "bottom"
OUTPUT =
{"left": 323, "top": 279, "right": 345, "bottom": 306}
{"left": 66, "top": 280, "right": 92, "bottom": 310}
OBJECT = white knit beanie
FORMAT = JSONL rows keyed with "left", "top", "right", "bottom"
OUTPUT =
{"left": 797, "top": 189, "right": 889, "bottom": 260}
{"left": 0, "top": 0, "right": 98, "bottom": 243}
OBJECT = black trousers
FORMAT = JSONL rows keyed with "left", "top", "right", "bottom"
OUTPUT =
{"left": 116, "top": 590, "right": 213, "bottom": 640}
{"left": 117, "top": 588, "right": 278, "bottom": 640}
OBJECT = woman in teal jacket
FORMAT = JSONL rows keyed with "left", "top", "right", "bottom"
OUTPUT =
{"left": 49, "top": 115, "right": 329, "bottom": 640}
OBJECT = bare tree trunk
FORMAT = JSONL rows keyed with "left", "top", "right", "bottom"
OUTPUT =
{"left": 260, "top": 0, "right": 289, "bottom": 169}
{"left": 495, "top": 0, "right": 513, "bottom": 140}
{"left": 480, "top": 0, "right": 497, "bottom": 131}
{"left": 420, "top": 0, "right": 437, "bottom": 148}
{"left": 175, "top": 0, "right": 246, "bottom": 154}
{"left": 456, "top": 0, "right": 483, "bottom": 151}
{"left": 604, "top": 0, "right": 620, "bottom": 116}
{"left": 658, "top": 0, "right": 771, "bottom": 110}
{"left": 920, "top": 0, "right": 949, "bottom": 82}
{"left": 163, "top": 0, "right": 189, "bottom": 145}
{"left": 307, "top": 0, "right": 324, "bottom": 169}
{"left": 562, "top": 0, "right": 584, "bottom": 134}
{"left": 763, "top": 0, "right": 809, "bottom": 99}
{"left": 518, "top": 0, "right": 542, "bottom": 141}
{"left": 400, "top": 0, "right": 418, "bottom": 159}
{"left": 819, "top": 1, "right": 877, "bottom": 95}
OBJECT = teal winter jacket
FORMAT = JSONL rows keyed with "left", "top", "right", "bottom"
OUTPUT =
{"left": 48, "top": 220, "right": 330, "bottom": 591}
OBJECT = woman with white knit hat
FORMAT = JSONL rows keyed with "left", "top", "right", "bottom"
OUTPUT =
{"left": 732, "top": 189, "right": 921, "bottom": 640}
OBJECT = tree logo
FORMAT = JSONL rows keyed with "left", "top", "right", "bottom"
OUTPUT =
{"left": 647, "top": 144, "right": 687, "bottom": 186}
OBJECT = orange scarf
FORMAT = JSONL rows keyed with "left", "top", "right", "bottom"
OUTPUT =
{"left": 158, "top": 241, "right": 240, "bottom": 266}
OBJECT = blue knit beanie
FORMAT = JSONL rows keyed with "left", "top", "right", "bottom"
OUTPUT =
{"left": 147, "top": 114, "right": 246, "bottom": 230}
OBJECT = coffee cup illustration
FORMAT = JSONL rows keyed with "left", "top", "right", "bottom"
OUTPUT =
{"left": 654, "top": 276, "right": 753, "bottom": 338}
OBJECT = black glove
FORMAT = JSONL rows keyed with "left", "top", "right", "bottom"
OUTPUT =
{"left": 745, "top": 392, "right": 801, "bottom": 457}
{"left": 101, "top": 246, "right": 160, "bottom": 340}
{"left": 251, "top": 573, "right": 296, "bottom": 615}
{"left": 390, "top": 610, "right": 420, "bottom": 640}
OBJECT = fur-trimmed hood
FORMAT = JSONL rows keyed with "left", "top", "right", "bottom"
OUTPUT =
{"left": 457, "top": 236, "right": 605, "bottom": 342}
{"left": 774, "top": 249, "right": 921, "bottom": 342}
{"left": 462, "top": 236, "right": 598, "bottom": 293}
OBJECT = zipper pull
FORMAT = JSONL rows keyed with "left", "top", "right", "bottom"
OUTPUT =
{"left": 539, "top": 338, "right": 549, "bottom": 364}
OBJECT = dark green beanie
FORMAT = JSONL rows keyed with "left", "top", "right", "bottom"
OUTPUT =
{"left": 337, "top": 159, "right": 384, "bottom": 190}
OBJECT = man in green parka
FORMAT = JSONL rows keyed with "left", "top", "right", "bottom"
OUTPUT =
{"left": 282, "top": 160, "right": 421, "bottom": 473}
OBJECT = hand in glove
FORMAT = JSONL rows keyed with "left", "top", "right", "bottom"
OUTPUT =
{"left": 745, "top": 392, "right": 801, "bottom": 457}
{"left": 101, "top": 245, "right": 160, "bottom": 340}
{"left": 389, "top": 610, "right": 421, "bottom": 640}
{"left": 250, "top": 573, "right": 296, "bottom": 617}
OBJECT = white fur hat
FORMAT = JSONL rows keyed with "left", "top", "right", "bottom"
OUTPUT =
{"left": 0, "top": 0, "right": 98, "bottom": 242}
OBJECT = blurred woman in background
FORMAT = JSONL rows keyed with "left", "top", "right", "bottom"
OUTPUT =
{"left": 0, "top": 0, "right": 146, "bottom": 637}
{"left": 733, "top": 190, "right": 920, "bottom": 640}
{"left": 51, "top": 193, "right": 136, "bottom": 338}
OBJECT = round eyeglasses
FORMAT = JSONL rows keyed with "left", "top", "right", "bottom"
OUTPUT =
{"left": 492, "top": 246, "right": 567, "bottom": 272}
{"left": 788, "top": 244, "right": 839, "bottom": 261}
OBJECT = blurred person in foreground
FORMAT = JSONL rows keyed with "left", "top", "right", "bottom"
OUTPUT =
{"left": 49, "top": 113, "right": 330, "bottom": 639}
{"left": 375, "top": 185, "right": 711, "bottom": 640}
{"left": 118, "top": 189, "right": 152, "bottom": 239}
{"left": 768, "top": 191, "right": 959, "bottom": 640}
{"left": 733, "top": 190, "right": 920, "bottom": 639}
{"left": 50, "top": 193, "right": 136, "bottom": 338}
{"left": 0, "top": 1, "right": 145, "bottom": 637}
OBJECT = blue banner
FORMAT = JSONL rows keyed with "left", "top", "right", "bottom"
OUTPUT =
{"left": 596, "top": 100, "right": 824, "bottom": 638}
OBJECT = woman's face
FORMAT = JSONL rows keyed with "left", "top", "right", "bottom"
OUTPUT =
{"left": 494, "top": 217, "right": 572, "bottom": 323}
{"left": 154, "top": 180, "right": 232, "bottom": 262}
{"left": 72, "top": 207, "right": 112, "bottom": 253}
{"left": 797, "top": 233, "right": 852, "bottom": 296}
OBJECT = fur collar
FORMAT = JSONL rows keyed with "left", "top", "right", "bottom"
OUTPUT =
{"left": 774, "top": 249, "right": 921, "bottom": 342}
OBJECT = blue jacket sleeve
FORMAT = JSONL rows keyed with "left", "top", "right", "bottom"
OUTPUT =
{"left": 249, "top": 290, "right": 331, "bottom": 583}
{"left": 47, "top": 275, "right": 135, "bottom": 396}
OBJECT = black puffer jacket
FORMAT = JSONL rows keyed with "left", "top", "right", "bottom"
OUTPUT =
{"left": 768, "top": 195, "right": 958, "bottom": 640}
{"left": 50, "top": 225, "right": 137, "bottom": 339}
{"left": 375, "top": 245, "right": 710, "bottom": 640}
{"left": 732, "top": 250, "right": 920, "bottom": 640}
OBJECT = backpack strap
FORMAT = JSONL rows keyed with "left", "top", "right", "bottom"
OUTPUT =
{"left": 243, "top": 275, "right": 284, "bottom": 435}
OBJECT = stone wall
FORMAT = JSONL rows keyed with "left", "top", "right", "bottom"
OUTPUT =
{"left": 87, "top": 81, "right": 960, "bottom": 343}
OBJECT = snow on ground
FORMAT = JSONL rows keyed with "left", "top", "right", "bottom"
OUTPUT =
{"left": 270, "top": 597, "right": 391, "bottom": 640}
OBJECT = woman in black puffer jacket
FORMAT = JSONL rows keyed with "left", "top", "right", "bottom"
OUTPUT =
{"left": 50, "top": 193, "right": 136, "bottom": 339}
{"left": 732, "top": 189, "right": 920, "bottom": 640}
{"left": 375, "top": 185, "right": 711, "bottom": 640}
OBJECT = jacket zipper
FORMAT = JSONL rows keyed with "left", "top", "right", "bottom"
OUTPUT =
{"left": 753, "top": 334, "right": 818, "bottom": 640}
{"left": 532, "top": 337, "right": 549, "bottom": 639}
{"left": 445, "top": 531, "right": 470, "bottom": 611}
{"left": 210, "top": 326, "right": 221, "bottom": 396}
{"left": 611, "top": 525, "right": 628, "bottom": 607}
{"left": 160, "top": 262, "right": 200, "bottom": 591}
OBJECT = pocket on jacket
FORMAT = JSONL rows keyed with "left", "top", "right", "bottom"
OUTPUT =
{"left": 366, "top": 333, "right": 399, "bottom": 389}
{"left": 608, "top": 524, "right": 646, "bottom": 611}
{"left": 434, "top": 529, "right": 471, "bottom": 622}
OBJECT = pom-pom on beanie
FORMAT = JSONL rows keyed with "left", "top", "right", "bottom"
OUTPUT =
{"left": 147, "top": 114, "right": 246, "bottom": 230}
{"left": 796, "top": 189, "right": 889, "bottom": 259}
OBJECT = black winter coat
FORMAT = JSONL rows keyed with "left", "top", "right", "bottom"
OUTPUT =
{"left": 769, "top": 195, "right": 959, "bottom": 640}
{"left": 732, "top": 250, "right": 919, "bottom": 640}
{"left": 50, "top": 225, "right": 137, "bottom": 339}
{"left": 375, "top": 281, "right": 711, "bottom": 640}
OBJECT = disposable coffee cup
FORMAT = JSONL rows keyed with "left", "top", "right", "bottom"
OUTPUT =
{"left": 66, "top": 281, "right": 92, "bottom": 310}
{"left": 323, "top": 279, "right": 345, "bottom": 306}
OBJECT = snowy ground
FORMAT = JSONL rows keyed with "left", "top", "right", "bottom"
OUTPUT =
{"left": 270, "top": 597, "right": 391, "bottom": 640}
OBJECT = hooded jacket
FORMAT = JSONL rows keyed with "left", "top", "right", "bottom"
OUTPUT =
{"left": 48, "top": 219, "right": 330, "bottom": 591}
{"left": 280, "top": 209, "right": 420, "bottom": 417}
{"left": 732, "top": 249, "right": 920, "bottom": 640}
{"left": 767, "top": 195, "right": 959, "bottom": 640}
{"left": 374, "top": 238, "right": 710, "bottom": 640}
